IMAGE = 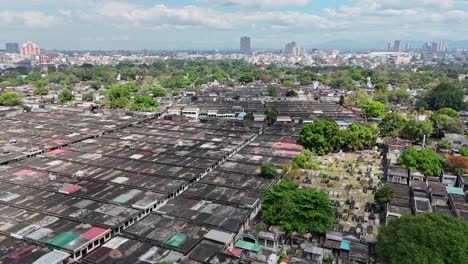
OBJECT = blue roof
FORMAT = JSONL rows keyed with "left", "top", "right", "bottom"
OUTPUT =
{"left": 340, "top": 241, "right": 350, "bottom": 251}
{"left": 446, "top": 186, "right": 464, "bottom": 196}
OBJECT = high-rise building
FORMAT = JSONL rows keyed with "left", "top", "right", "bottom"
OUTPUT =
{"left": 284, "top": 41, "right": 297, "bottom": 55}
{"left": 5, "top": 43, "right": 20, "bottom": 54}
{"left": 21, "top": 41, "right": 40, "bottom": 58}
{"left": 387, "top": 40, "right": 401, "bottom": 52}
{"left": 240, "top": 36, "right": 251, "bottom": 54}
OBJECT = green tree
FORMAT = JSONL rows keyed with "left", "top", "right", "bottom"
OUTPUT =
{"left": 131, "top": 95, "right": 159, "bottom": 111}
{"left": 377, "top": 213, "right": 468, "bottom": 264}
{"left": 434, "top": 107, "right": 459, "bottom": 118}
{"left": 397, "top": 147, "right": 445, "bottom": 176}
{"left": 299, "top": 121, "right": 340, "bottom": 155}
{"left": 83, "top": 92, "right": 94, "bottom": 102}
{"left": 265, "top": 105, "right": 278, "bottom": 126}
{"left": 89, "top": 80, "right": 102, "bottom": 90}
{"left": 374, "top": 186, "right": 395, "bottom": 206}
{"left": 283, "top": 80, "right": 293, "bottom": 87}
{"left": 417, "top": 82, "right": 467, "bottom": 111}
{"left": 362, "top": 101, "right": 385, "bottom": 118}
{"left": 379, "top": 113, "right": 408, "bottom": 139}
{"left": 58, "top": 89, "right": 75, "bottom": 104}
{"left": 400, "top": 120, "right": 433, "bottom": 144}
{"left": 344, "top": 89, "right": 370, "bottom": 108}
{"left": 0, "top": 92, "right": 22, "bottom": 106}
{"left": 339, "top": 123, "right": 378, "bottom": 151}
{"left": 286, "top": 90, "right": 298, "bottom": 97}
{"left": 262, "top": 181, "right": 335, "bottom": 234}
{"left": 243, "top": 112, "right": 254, "bottom": 121}
{"left": 148, "top": 86, "right": 167, "bottom": 97}
{"left": 259, "top": 164, "right": 278, "bottom": 179}
{"left": 33, "top": 86, "right": 49, "bottom": 96}
{"left": 268, "top": 85, "right": 279, "bottom": 97}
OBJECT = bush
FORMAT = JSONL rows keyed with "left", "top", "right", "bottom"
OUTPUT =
{"left": 460, "top": 147, "right": 468, "bottom": 157}
{"left": 259, "top": 164, "right": 278, "bottom": 179}
{"left": 0, "top": 92, "right": 22, "bottom": 106}
{"left": 438, "top": 140, "right": 452, "bottom": 150}
{"left": 83, "top": 92, "right": 94, "bottom": 102}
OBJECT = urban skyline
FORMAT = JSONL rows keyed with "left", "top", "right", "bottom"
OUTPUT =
{"left": 0, "top": 1, "right": 467, "bottom": 50}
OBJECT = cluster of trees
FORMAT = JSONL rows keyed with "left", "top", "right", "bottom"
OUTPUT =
{"left": 397, "top": 147, "right": 445, "bottom": 176}
{"left": 261, "top": 181, "right": 335, "bottom": 235}
{"left": 379, "top": 107, "right": 463, "bottom": 143}
{"left": 417, "top": 83, "right": 467, "bottom": 111}
{"left": 104, "top": 83, "right": 158, "bottom": 111}
{"left": 377, "top": 213, "right": 468, "bottom": 264}
{"left": 299, "top": 121, "right": 377, "bottom": 155}
{"left": 362, "top": 101, "right": 386, "bottom": 118}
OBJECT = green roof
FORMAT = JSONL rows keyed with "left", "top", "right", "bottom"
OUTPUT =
{"left": 446, "top": 186, "right": 464, "bottom": 196}
{"left": 234, "top": 240, "right": 263, "bottom": 252}
{"left": 164, "top": 233, "right": 187, "bottom": 247}
{"left": 47, "top": 232, "right": 80, "bottom": 250}
{"left": 112, "top": 194, "right": 133, "bottom": 204}
{"left": 340, "top": 241, "right": 350, "bottom": 251}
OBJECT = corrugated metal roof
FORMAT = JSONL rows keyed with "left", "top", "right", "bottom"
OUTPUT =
{"left": 32, "top": 250, "right": 70, "bottom": 264}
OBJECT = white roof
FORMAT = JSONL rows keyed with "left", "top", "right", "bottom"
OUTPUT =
{"left": 204, "top": 229, "right": 234, "bottom": 244}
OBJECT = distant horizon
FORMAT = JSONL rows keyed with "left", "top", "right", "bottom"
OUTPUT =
{"left": 1, "top": 1, "right": 467, "bottom": 50}
{"left": 3, "top": 39, "right": 468, "bottom": 52}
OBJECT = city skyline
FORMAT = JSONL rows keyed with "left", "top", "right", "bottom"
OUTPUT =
{"left": 1, "top": 0, "right": 467, "bottom": 50}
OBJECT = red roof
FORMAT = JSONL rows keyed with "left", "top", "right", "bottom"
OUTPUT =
{"left": 81, "top": 227, "right": 109, "bottom": 240}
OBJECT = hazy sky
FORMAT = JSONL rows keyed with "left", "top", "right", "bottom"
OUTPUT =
{"left": 1, "top": 0, "right": 467, "bottom": 50}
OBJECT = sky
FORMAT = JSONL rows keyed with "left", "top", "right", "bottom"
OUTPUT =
{"left": 1, "top": 0, "right": 468, "bottom": 50}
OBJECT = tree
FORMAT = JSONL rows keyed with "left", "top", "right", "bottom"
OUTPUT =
{"left": 417, "top": 82, "right": 467, "bottom": 111}
{"left": 374, "top": 186, "right": 395, "bottom": 206}
{"left": 239, "top": 72, "right": 255, "bottom": 83}
{"left": 268, "top": 85, "right": 279, "bottom": 97}
{"left": 83, "top": 92, "right": 94, "bottom": 102}
{"left": 259, "top": 164, "right": 278, "bottom": 179}
{"left": 397, "top": 147, "right": 445, "bottom": 176}
{"left": 377, "top": 213, "right": 468, "bottom": 264}
{"left": 286, "top": 90, "right": 298, "bottom": 97}
{"left": 387, "top": 89, "right": 412, "bottom": 104}
{"left": 243, "top": 112, "right": 254, "bottom": 121}
{"left": 400, "top": 120, "right": 433, "bottom": 144}
{"left": 299, "top": 121, "right": 340, "bottom": 155}
{"left": 362, "top": 101, "right": 385, "bottom": 118}
{"left": 344, "top": 89, "right": 370, "bottom": 108}
{"left": 0, "top": 92, "right": 22, "bottom": 106}
{"left": 339, "top": 123, "right": 378, "bottom": 151}
{"left": 148, "top": 86, "right": 167, "bottom": 97}
{"left": 262, "top": 181, "right": 335, "bottom": 235}
{"left": 89, "top": 80, "right": 102, "bottom": 90}
{"left": 379, "top": 113, "right": 408, "bottom": 139}
{"left": 58, "top": 89, "right": 75, "bottom": 104}
{"left": 33, "top": 86, "right": 49, "bottom": 96}
{"left": 264, "top": 105, "right": 278, "bottom": 126}
{"left": 435, "top": 107, "right": 459, "bottom": 118}
{"left": 131, "top": 95, "right": 159, "bottom": 111}
{"left": 283, "top": 80, "right": 293, "bottom": 87}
